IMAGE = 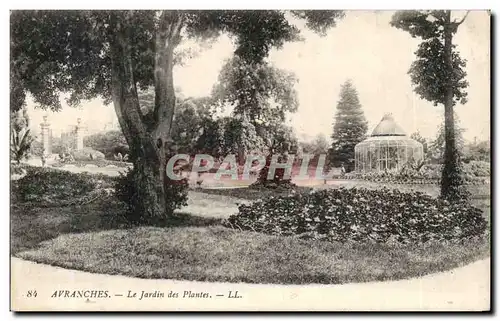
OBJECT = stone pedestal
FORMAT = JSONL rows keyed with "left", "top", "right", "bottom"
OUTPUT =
{"left": 75, "top": 118, "right": 84, "bottom": 150}
{"left": 40, "top": 116, "right": 51, "bottom": 155}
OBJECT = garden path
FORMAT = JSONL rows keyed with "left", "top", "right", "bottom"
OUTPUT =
{"left": 11, "top": 257, "right": 490, "bottom": 311}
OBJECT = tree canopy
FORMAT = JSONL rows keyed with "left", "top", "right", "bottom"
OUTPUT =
{"left": 11, "top": 10, "right": 344, "bottom": 112}
{"left": 390, "top": 11, "right": 469, "bottom": 107}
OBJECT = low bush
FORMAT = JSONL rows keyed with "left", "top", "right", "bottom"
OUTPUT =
{"left": 14, "top": 167, "right": 114, "bottom": 206}
{"left": 250, "top": 154, "right": 297, "bottom": 190}
{"left": 339, "top": 164, "right": 488, "bottom": 186}
{"left": 114, "top": 167, "right": 189, "bottom": 224}
{"left": 10, "top": 163, "right": 27, "bottom": 175}
{"left": 249, "top": 179, "right": 298, "bottom": 190}
{"left": 52, "top": 159, "right": 131, "bottom": 168}
{"left": 71, "top": 147, "right": 105, "bottom": 161}
{"left": 464, "top": 161, "right": 490, "bottom": 177}
{"left": 225, "top": 187, "right": 487, "bottom": 244}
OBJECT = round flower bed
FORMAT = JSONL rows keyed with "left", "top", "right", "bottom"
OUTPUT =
{"left": 224, "top": 187, "right": 487, "bottom": 244}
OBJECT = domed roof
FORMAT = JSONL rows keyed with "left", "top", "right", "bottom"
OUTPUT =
{"left": 371, "top": 113, "right": 406, "bottom": 137}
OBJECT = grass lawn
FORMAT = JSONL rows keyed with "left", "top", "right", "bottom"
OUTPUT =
{"left": 16, "top": 226, "right": 489, "bottom": 285}
{"left": 194, "top": 185, "right": 312, "bottom": 201}
{"left": 11, "top": 179, "right": 491, "bottom": 285}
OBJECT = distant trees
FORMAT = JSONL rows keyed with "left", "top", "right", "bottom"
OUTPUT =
{"left": 427, "top": 115, "right": 466, "bottom": 164}
{"left": 84, "top": 130, "right": 128, "bottom": 159}
{"left": 410, "top": 131, "right": 429, "bottom": 156}
{"left": 171, "top": 96, "right": 214, "bottom": 155}
{"left": 328, "top": 80, "right": 368, "bottom": 171}
{"left": 212, "top": 56, "right": 299, "bottom": 163}
{"left": 410, "top": 113, "right": 489, "bottom": 166}
{"left": 463, "top": 139, "right": 490, "bottom": 162}
{"left": 309, "top": 133, "right": 330, "bottom": 155}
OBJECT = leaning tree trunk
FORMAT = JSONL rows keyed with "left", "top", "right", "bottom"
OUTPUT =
{"left": 108, "top": 11, "right": 183, "bottom": 219}
{"left": 440, "top": 11, "right": 462, "bottom": 201}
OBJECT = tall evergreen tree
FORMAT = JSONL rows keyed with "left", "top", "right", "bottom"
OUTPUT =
{"left": 328, "top": 80, "right": 368, "bottom": 171}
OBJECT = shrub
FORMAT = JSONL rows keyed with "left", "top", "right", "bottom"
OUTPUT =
{"left": 252, "top": 154, "right": 297, "bottom": 189}
{"left": 464, "top": 161, "right": 490, "bottom": 177}
{"left": 71, "top": 148, "right": 105, "bottom": 161}
{"left": 14, "top": 167, "right": 113, "bottom": 205}
{"left": 225, "top": 187, "right": 487, "bottom": 244}
{"left": 338, "top": 164, "right": 488, "bottom": 186}
{"left": 114, "top": 166, "right": 189, "bottom": 224}
{"left": 52, "top": 159, "right": 131, "bottom": 168}
{"left": 11, "top": 163, "right": 26, "bottom": 175}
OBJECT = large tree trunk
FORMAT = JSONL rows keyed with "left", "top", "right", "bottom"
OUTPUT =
{"left": 440, "top": 11, "right": 462, "bottom": 200}
{"left": 108, "top": 11, "right": 183, "bottom": 219}
{"left": 152, "top": 11, "right": 184, "bottom": 213}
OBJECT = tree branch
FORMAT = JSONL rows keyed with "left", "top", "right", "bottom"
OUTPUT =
{"left": 454, "top": 11, "right": 469, "bottom": 25}
{"left": 152, "top": 11, "right": 185, "bottom": 144}
{"left": 171, "top": 12, "right": 185, "bottom": 45}
{"left": 109, "top": 12, "right": 150, "bottom": 148}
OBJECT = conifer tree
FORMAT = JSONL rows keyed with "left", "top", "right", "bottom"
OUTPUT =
{"left": 328, "top": 80, "right": 368, "bottom": 171}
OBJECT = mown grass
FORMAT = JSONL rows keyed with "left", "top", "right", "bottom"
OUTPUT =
{"left": 16, "top": 225, "right": 489, "bottom": 285}
{"left": 195, "top": 185, "right": 312, "bottom": 201}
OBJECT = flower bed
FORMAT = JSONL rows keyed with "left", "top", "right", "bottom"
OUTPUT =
{"left": 13, "top": 166, "right": 115, "bottom": 207}
{"left": 224, "top": 187, "right": 487, "bottom": 244}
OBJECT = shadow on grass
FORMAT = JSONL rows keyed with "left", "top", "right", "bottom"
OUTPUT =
{"left": 146, "top": 212, "right": 224, "bottom": 228}
{"left": 11, "top": 198, "right": 225, "bottom": 255}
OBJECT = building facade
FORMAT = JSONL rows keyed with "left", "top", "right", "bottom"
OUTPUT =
{"left": 354, "top": 114, "right": 424, "bottom": 173}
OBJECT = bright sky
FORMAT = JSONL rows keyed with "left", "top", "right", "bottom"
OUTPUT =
{"left": 26, "top": 10, "right": 490, "bottom": 143}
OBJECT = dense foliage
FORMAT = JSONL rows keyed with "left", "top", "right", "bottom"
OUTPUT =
{"left": 14, "top": 166, "right": 114, "bottom": 206}
{"left": 10, "top": 106, "right": 34, "bottom": 163}
{"left": 426, "top": 115, "right": 466, "bottom": 163}
{"left": 84, "top": 130, "right": 129, "bottom": 159}
{"left": 300, "top": 134, "right": 330, "bottom": 155}
{"left": 251, "top": 153, "right": 297, "bottom": 189}
{"left": 328, "top": 80, "right": 368, "bottom": 171}
{"left": 340, "top": 162, "right": 489, "bottom": 186}
{"left": 463, "top": 140, "right": 490, "bottom": 162}
{"left": 464, "top": 160, "right": 490, "bottom": 177}
{"left": 71, "top": 147, "right": 106, "bottom": 161}
{"left": 225, "top": 187, "right": 487, "bottom": 244}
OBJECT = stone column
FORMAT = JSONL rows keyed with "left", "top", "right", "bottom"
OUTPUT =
{"left": 75, "top": 118, "right": 84, "bottom": 150}
{"left": 40, "top": 116, "right": 51, "bottom": 155}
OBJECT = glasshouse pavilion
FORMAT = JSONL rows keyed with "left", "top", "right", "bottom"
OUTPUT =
{"left": 354, "top": 114, "right": 423, "bottom": 173}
